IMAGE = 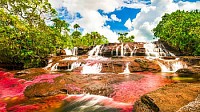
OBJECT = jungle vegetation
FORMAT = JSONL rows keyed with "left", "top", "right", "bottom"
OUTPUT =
{"left": 0, "top": 0, "right": 109, "bottom": 68}
{"left": 153, "top": 10, "right": 200, "bottom": 55}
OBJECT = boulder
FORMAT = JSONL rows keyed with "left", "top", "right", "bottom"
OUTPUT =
{"left": 180, "top": 56, "right": 200, "bottom": 66}
{"left": 129, "top": 59, "right": 161, "bottom": 73}
{"left": 176, "top": 67, "right": 200, "bottom": 78}
{"left": 133, "top": 83, "right": 200, "bottom": 112}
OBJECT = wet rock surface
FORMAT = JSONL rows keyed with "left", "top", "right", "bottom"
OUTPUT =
{"left": 129, "top": 58, "right": 161, "bottom": 72}
{"left": 180, "top": 56, "right": 200, "bottom": 66}
{"left": 177, "top": 56, "right": 200, "bottom": 79}
{"left": 14, "top": 68, "right": 49, "bottom": 80}
{"left": 23, "top": 71, "right": 144, "bottom": 98}
{"left": 133, "top": 83, "right": 200, "bottom": 112}
{"left": 52, "top": 56, "right": 162, "bottom": 73}
{"left": 176, "top": 68, "right": 200, "bottom": 78}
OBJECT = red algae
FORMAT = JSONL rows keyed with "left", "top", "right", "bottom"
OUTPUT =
{"left": 0, "top": 71, "right": 26, "bottom": 98}
{"left": 0, "top": 69, "right": 174, "bottom": 112}
{"left": 0, "top": 101, "right": 6, "bottom": 112}
{"left": 111, "top": 72, "right": 173, "bottom": 104}
{"left": 0, "top": 70, "right": 62, "bottom": 99}
{"left": 0, "top": 70, "right": 63, "bottom": 112}
{"left": 7, "top": 104, "right": 40, "bottom": 112}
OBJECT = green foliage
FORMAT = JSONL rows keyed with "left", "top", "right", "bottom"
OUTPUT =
{"left": 153, "top": 10, "right": 200, "bottom": 55}
{"left": 71, "top": 31, "right": 109, "bottom": 47}
{"left": 118, "top": 32, "right": 135, "bottom": 43}
{"left": 0, "top": 0, "right": 70, "bottom": 68}
{"left": 70, "top": 23, "right": 109, "bottom": 47}
{"left": 0, "top": 1, "right": 109, "bottom": 69}
{"left": 73, "top": 23, "right": 80, "bottom": 31}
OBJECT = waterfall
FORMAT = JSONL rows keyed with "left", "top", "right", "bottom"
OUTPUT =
{"left": 63, "top": 94, "right": 132, "bottom": 111}
{"left": 87, "top": 45, "right": 108, "bottom": 61}
{"left": 72, "top": 47, "right": 78, "bottom": 56}
{"left": 157, "top": 59, "right": 187, "bottom": 72}
{"left": 124, "top": 44, "right": 133, "bottom": 56}
{"left": 64, "top": 48, "right": 73, "bottom": 56}
{"left": 81, "top": 63, "right": 102, "bottom": 74}
{"left": 121, "top": 62, "right": 130, "bottom": 74}
{"left": 51, "top": 63, "right": 59, "bottom": 71}
{"left": 121, "top": 43, "right": 124, "bottom": 57}
{"left": 88, "top": 45, "right": 102, "bottom": 57}
{"left": 132, "top": 44, "right": 137, "bottom": 56}
{"left": 144, "top": 42, "right": 187, "bottom": 72}
{"left": 116, "top": 46, "right": 120, "bottom": 56}
{"left": 44, "top": 59, "right": 53, "bottom": 70}
{"left": 68, "top": 62, "right": 81, "bottom": 71}
{"left": 64, "top": 47, "right": 78, "bottom": 56}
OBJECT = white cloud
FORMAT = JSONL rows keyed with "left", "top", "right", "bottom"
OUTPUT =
{"left": 124, "top": 18, "right": 132, "bottom": 30}
{"left": 129, "top": 0, "right": 200, "bottom": 42}
{"left": 48, "top": 0, "right": 200, "bottom": 43}
{"left": 111, "top": 14, "right": 121, "bottom": 22}
{"left": 49, "top": 0, "right": 122, "bottom": 43}
{"left": 48, "top": 0, "right": 149, "bottom": 43}
{"left": 48, "top": 0, "right": 64, "bottom": 9}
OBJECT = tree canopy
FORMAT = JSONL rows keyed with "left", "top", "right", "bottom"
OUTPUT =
{"left": 153, "top": 10, "right": 200, "bottom": 55}
{"left": 118, "top": 32, "right": 135, "bottom": 43}
{"left": 0, "top": 1, "right": 109, "bottom": 69}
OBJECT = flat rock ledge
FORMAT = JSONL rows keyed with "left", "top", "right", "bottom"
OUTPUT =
{"left": 133, "top": 83, "right": 200, "bottom": 112}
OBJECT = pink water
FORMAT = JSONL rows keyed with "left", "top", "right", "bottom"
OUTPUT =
{"left": 0, "top": 70, "right": 172, "bottom": 112}
{"left": 111, "top": 72, "right": 172, "bottom": 103}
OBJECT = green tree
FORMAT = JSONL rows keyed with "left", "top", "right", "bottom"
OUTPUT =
{"left": 80, "top": 32, "right": 109, "bottom": 47}
{"left": 73, "top": 23, "right": 80, "bottom": 31}
{"left": 153, "top": 10, "right": 200, "bottom": 55}
{"left": 0, "top": 0, "right": 71, "bottom": 69}
{"left": 71, "top": 24, "right": 82, "bottom": 47}
{"left": 118, "top": 32, "right": 134, "bottom": 43}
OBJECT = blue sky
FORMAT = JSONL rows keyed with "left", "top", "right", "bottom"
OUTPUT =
{"left": 49, "top": 0, "right": 200, "bottom": 42}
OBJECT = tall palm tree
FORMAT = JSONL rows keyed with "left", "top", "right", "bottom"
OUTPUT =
{"left": 73, "top": 23, "right": 80, "bottom": 31}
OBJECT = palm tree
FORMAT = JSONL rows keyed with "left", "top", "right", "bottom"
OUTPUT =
{"left": 73, "top": 23, "right": 80, "bottom": 31}
{"left": 118, "top": 32, "right": 128, "bottom": 43}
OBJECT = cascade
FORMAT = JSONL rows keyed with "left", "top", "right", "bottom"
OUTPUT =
{"left": 121, "top": 62, "right": 130, "bottom": 74}
{"left": 144, "top": 42, "right": 187, "bottom": 72}
{"left": 64, "top": 47, "right": 78, "bottom": 56}
{"left": 88, "top": 45, "right": 102, "bottom": 57}
{"left": 63, "top": 94, "right": 132, "bottom": 111}
{"left": 68, "top": 62, "right": 82, "bottom": 71}
{"left": 50, "top": 61, "right": 81, "bottom": 72}
{"left": 44, "top": 59, "right": 53, "bottom": 70}
{"left": 121, "top": 43, "right": 124, "bottom": 57}
{"left": 72, "top": 47, "right": 78, "bottom": 56}
{"left": 132, "top": 44, "right": 138, "bottom": 56}
{"left": 124, "top": 44, "right": 133, "bottom": 56}
{"left": 51, "top": 63, "right": 59, "bottom": 71}
{"left": 116, "top": 45, "right": 120, "bottom": 56}
{"left": 87, "top": 45, "right": 108, "bottom": 60}
{"left": 81, "top": 62, "right": 102, "bottom": 74}
{"left": 64, "top": 48, "right": 73, "bottom": 56}
{"left": 157, "top": 59, "right": 187, "bottom": 72}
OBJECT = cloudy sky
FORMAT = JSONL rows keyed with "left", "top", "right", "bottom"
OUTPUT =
{"left": 48, "top": 0, "right": 200, "bottom": 42}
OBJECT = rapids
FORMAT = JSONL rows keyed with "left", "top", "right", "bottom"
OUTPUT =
{"left": 1, "top": 42, "right": 196, "bottom": 112}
